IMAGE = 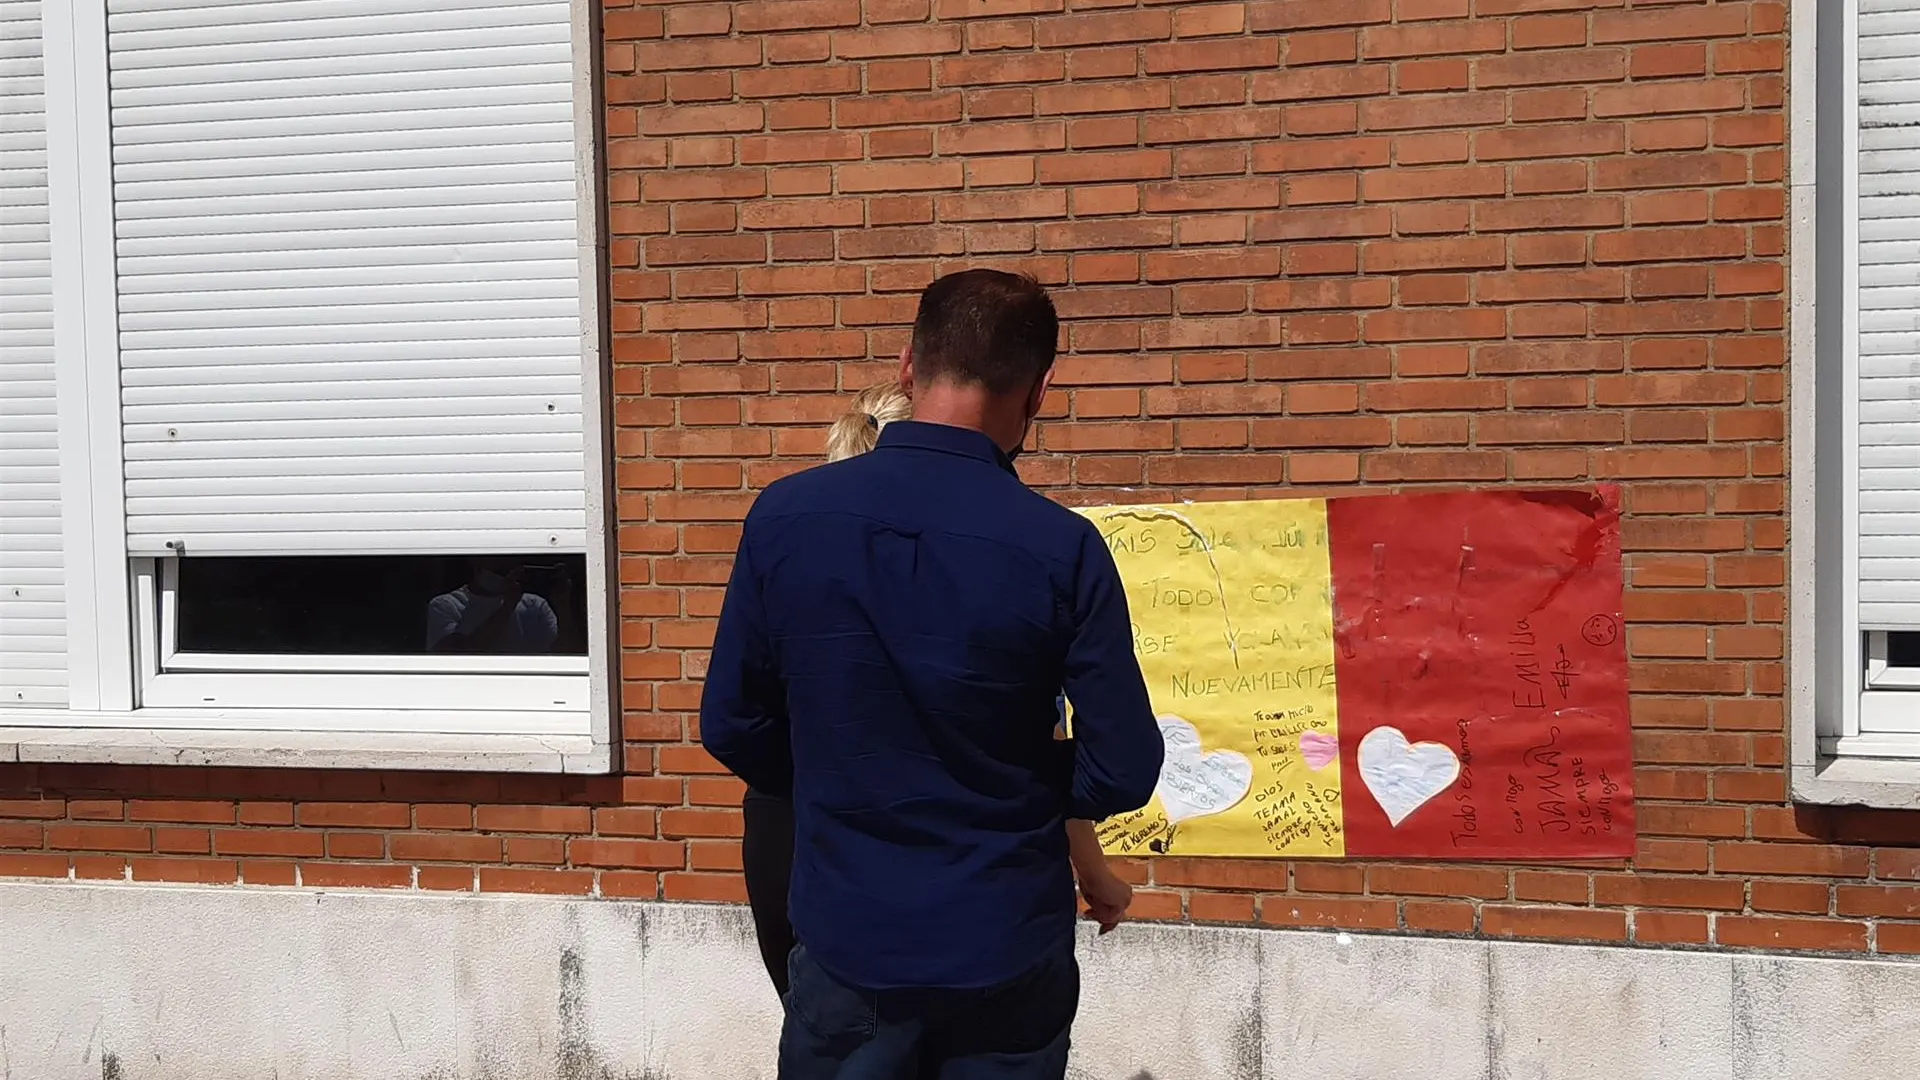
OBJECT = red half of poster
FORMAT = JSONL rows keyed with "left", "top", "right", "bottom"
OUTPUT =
{"left": 1328, "top": 487, "right": 1635, "bottom": 861}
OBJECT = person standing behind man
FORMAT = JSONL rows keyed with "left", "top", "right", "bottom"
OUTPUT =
{"left": 701, "top": 269, "right": 1164, "bottom": 1079}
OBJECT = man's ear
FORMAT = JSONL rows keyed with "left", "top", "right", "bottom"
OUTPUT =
{"left": 896, "top": 345, "right": 914, "bottom": 395}
{"left": 1027, "top": 367, "right": 1055, "bottom": 418}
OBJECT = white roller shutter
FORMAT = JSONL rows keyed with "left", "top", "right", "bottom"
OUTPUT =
{"left": 1858, "top": 0, "right": 1920, "bottom": 627}
{"left": 0, "top": 0, "right": 65, "bottom": 707}
{"left": 107, "top": 0, "right": 589, "bottom": 557}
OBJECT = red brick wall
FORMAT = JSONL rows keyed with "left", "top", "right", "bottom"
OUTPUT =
{"left": 9, "top": 0, "right": 1920, "bottom": 957}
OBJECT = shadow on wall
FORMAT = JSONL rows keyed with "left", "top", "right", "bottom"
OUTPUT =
{"left": 1781, "top": 803, "right": 1920, "bottom": 846}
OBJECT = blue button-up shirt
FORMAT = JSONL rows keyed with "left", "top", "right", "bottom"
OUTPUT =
{"left": 700, "top": 420, "right": 1163, "bottom": 992}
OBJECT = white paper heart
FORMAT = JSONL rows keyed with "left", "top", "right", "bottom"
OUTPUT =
{"left": 1154, "top": 715, "right": 1254, "bottom": 825}
{"left": 1357, "top": 726, "right": 1461, "bottom": 828}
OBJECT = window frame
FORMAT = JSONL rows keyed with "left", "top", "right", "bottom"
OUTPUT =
{"left": 1792, "top": 0, "right": 1920, "bottom": 806}
{"left": 3, "top": 0, "right": 618, "bottom": 773}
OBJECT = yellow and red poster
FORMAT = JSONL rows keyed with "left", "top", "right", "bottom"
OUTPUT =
{"left": 1076, "top": 488, "right": 1633, "bottom": 861}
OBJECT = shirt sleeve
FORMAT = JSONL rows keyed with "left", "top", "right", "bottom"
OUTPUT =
{"left": 1059, "top": 526, "right": 1163, "bottom": 821}
{"left": 698, "top": 523, "right": 793, "bottom": 797}
{"left": 526, "top": 596, "right": 560, "bottom": 652}
{"left": 424, "top": 593, "right": 461, "bottom": 651}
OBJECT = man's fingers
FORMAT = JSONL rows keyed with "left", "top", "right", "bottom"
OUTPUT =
{"left": 1084, "top": 901, "right": 1127, "bottom": 934}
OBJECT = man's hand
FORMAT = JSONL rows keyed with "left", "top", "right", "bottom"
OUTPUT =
{"left": 1078, "top": 869, "right": 1132, "bottom": 935}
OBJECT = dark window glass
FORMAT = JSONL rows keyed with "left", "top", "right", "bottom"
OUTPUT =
{"left": 174, "top": 555, "right": 588, "bottom": 657}
{"left": 1887, "top": 631, "right": 1920, "bottom": 669}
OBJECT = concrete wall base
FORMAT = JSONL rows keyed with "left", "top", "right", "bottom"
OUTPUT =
{"left": 1, "top": 881, "right": 1916, "bottom": 1080}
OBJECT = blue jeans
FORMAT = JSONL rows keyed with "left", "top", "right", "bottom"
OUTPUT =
{"left": 779, "top": 943, "right": 1078, "bottom": 1080}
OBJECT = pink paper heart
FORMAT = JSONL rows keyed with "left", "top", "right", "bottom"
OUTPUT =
{"left": 1299, "top": 731, "right": 1339, "bottom": 772}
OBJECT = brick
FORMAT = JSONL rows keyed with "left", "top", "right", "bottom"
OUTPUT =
{"left": 1364, "top": 308, "right": 1507, "bottom": 343}
{"left": 0, "top": 800, "right": 63, "bottom": 820}
{"left": 481, "top": 868, "right": 596, "bottom": 896}
{"left": 662, "top": 872, "right": 750, "bottom": 904}
{"left": 1369, "top": 865, "right": 1509, "bottom": 900}
{"left": 474, "top": 806, "right": 593, "bottom": 835}
{"left": 736, "top": 0, "right": 859, "bottom": 33}
{"left": 123, "top": 800, "right": 233, "bottom": 825}
{"left": 1254, "top": 66, "right": 1391, "bottom": 104}
{"left": 46, "top": 825, "right": 150, "bottom": 854}
{"left": 1361, "top": 166, "right": 1505, "bottom": 202}
{"left": 1144, "top": 39, "right": 1283, "bottom": 75}
{"left": 211, "top": 830, "right": 322, "bottom": 859}
{"left": 1593, "top": 874, "right": 1744, "bottom": 911}
{"left": 1252, "top": 417, "right": 1392, "bottom": 448}
{"left": 72, "top": 856, "right": 125, "bottom": 880}
{"left": 1155, "top": 859, "right": 1290, "bottom": 893}
{"left": 1363, "top": 93, "right": 1506, "bottom": 132}
{"left": 240, "top": 862, "right": 297, "bottom": 887}
{"left": 1595, "top": 80, "right": 1745, "bottom": 119}
{"left": 1362, "top": 237, "right": 1504, "bottom": 274}
{"left": 1249, "top": 0, "right": 1391, "bottom": 31}
{"left": 637, "top": 39, "right": 762, "bottom": 72}
{"left": 1362, "top": 21, "right": 1507, "bottom": 59}
{"left": 1294, "top": 864, "right": 1367, "bottom": 894}
{"left": 388, "top": 834, "right": 502, "bottom": 864}
{"left": 1477, "top": 340, "right": 1624, "bottom": 374}
{"left": 1718, "top": 917, "right": 1869, "bottom": 953}
{"left": 1478, "top": 123, "right": 1623, "bottom": 162}
{"left": 836, "top": 161, "right": 965, "bottom": 194}
{"left": 1482, "top": 906, "right": 1627, "bottom": 942}
{"left": 1260, "top": 897, "right": 1401, "bottom": 931}
{"left": 1715, "top": 843, "right": 1871, "bottom": 879}
{"left": 1479, "top": 270, "right": 1625, "bottom": 304}
{"left": 1478, "top": 412, "right": 1624, "bottom": 446}
{"left": 1878, "top": 924, "right": 1920, "bottom": 955}
{"left": 1593, "top": 6, "right": 1749, "bottom": 45}
{"left": 0, "top": 823, "right": 41, "bottom": 849}
{"left": 297, "top": 803, "right": 410, "bottom": 829}
{"left": 1404, "top": 901, "right": 1477, "bottom": 933}
{"left": 300, "top": 863, "right": 412, "bottom": 890}
{"left": 1036, "top": 10, "right": 1170, "bottom": 47}
{"left": 1174, "top": 5, "right": 1247, "bottom": 38}
{"left": 1597, "top": 153, "right": 1749, "bottom": 191}
{"left": 1635, "top": 911, "right": 1711, "bottom": 946}
{"left": 1477, "top": 49, "right": 1625, "bottom": 88}
{"left": 1512, "top": 871, "right": 1591, "bottom": 905}
{"left": 569, "top": 838, "right": 686, "bottom": 870}
{"left": 938, "top": 53, "right": 1066, "bottom": 88}
{"left": 1189, "top": 892, "right": 1258, "bottom": 924}
{"left": 1751, "top": 881, "right": 1832, "bottom": 915}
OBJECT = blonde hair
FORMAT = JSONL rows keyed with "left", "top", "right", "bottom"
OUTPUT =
{"left": 825, "top": 383, "right": 912, "bottom": 463}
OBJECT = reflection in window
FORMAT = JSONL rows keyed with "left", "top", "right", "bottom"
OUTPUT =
{"left": 174, "top": 555, "right": 587, "bottom": 657}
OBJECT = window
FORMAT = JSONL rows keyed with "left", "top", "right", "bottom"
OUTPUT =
{"left": 0, "top": 0, "right": 613, "bottom": 770}
{"left": 1795, "top": 0, "right": 1920, "bottom": 800}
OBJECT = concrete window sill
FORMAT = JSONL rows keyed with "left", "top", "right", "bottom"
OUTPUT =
{"left": 0, "top": 724, "right": 611, "bottom": 773}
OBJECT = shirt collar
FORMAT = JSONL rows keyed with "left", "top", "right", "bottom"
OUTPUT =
{"left": 876, "top": 420, "right": 1018, "bottom": 475}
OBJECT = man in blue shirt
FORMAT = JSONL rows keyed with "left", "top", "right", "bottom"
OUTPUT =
{"left": 701, "top": 269, "right": 1164, "bottom": 1078}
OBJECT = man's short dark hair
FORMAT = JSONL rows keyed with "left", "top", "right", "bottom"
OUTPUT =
{"left": 909, "top": 269, "right": 1059, "bottom": 395}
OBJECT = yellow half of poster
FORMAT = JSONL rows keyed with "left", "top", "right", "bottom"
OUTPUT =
{"left": 1072, "top": 500, "right": 1345, "bottom": 859}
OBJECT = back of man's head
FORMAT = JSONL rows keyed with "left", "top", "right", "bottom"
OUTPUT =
{"left": 909, "top": 270, "right": 1059, "bottom": 395}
